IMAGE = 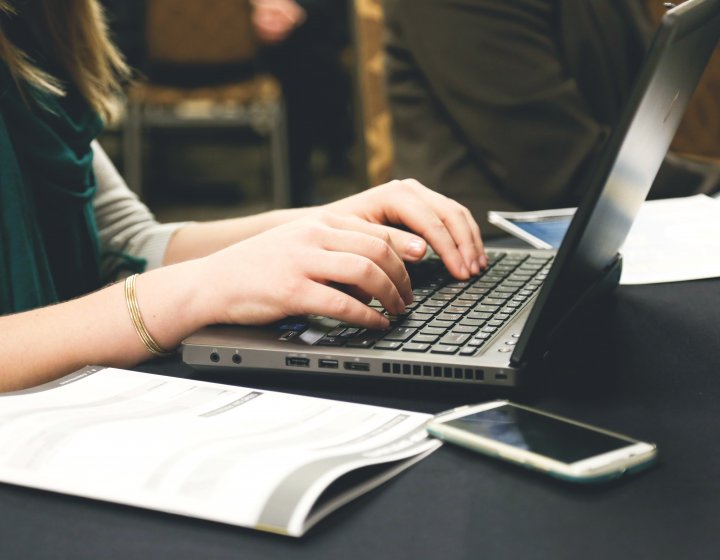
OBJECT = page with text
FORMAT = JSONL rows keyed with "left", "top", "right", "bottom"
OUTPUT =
{"left": 0, "top": 367, "right": 439, "bottom": 536}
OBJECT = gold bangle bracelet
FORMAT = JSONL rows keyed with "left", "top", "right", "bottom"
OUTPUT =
{"left": 124, "top": 274, "right": 174, "bottom": 357}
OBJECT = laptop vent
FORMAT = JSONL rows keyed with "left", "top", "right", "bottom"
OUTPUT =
{"left": 381, "top": 362, "right": 484, "bottom": 381}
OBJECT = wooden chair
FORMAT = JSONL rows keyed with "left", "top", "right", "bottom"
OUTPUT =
{"left": 122, "top": 0, "right": 290, "bottom": 207}
{"left": 352, "top": 0, "right": 394, "bottom": 187}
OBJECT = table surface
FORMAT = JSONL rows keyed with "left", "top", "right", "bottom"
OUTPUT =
{"left": 2, "top": 279, "right": 719, "bottom": 559}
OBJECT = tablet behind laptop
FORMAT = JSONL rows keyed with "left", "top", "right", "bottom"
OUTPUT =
{"left": 182, "top": 0, "right": 720, "bottom": 387}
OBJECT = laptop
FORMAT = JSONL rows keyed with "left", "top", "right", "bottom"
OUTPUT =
{"left": 182, "top": 0, "right": 720, "bottom": 387}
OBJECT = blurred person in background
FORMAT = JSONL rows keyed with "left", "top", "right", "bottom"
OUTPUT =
{"left": 383, "top": 0, "right": 720, "bottom": 235}
{"left": 251, "top": 0, "right": 355, "bottom": 206}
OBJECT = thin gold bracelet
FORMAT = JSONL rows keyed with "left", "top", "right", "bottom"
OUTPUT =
{"left": 124, "top": 273, "right": 174, "bottom": 357}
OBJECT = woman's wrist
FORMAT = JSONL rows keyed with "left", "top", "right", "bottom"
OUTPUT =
{"left": 131, "top": 261, "right": 219, "bottom": 351}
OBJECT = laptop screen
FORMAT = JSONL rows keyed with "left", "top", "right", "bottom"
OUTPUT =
{"left": 512, "top": 0, "right": 720, "bottom": 367}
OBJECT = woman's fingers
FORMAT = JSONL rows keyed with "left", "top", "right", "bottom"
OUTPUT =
{"left": 399, "top": 179, "right": 487, "bottom": 274}
{"left": 326, "top": 179, "right": 486, "bottom": 279}
{"left": 212, "top": 189, "right": 483, "bottom": 329}
{"left": 372, "top": 181, "right": 480, "bottom": 278}
{"left": 209, "top": 219, "right": 408, "bottom": 327}
{"left": 301, "top": 225, "right": 412, "bottom": 312}
{"left": 314, "top": 212, "right": 429, "bottom": 263}
{"left": 293, "top": 280, "right": 390, "bottom": 329}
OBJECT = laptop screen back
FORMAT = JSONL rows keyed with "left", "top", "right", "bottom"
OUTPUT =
{"left": 512, "top": 0, "right": 720, "bottom": 366}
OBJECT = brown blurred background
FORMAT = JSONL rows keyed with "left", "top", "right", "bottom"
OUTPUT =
{"left": 98, "top": 0, "right": 720, "bottom": 226}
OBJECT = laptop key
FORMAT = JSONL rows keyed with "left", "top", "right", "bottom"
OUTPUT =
{"left": 374, "top": 340, "right": 402, "bottom": 350}
{"left": 318, "top": 337, "right": 345, "bottom": 346}
{"left": 415, "top": 306, "right": 441, "bottom": 315}
{"left": 402, "top": 343, "right": 430, "bottom": 352}
{"left": 430, "top": 344, "right": 459, "bottom": 355}
{"left": 407, "top": 312, "right": 435, "bottom": 322}
{"left": 439, "top": 333, "right": 471, "bottom": 345}
{"left": 466, "top": 312, "right": 493, "bottom": 321}
{"left": 412, "top": 334, "right": 439, "bottom": 344}
{"left": 399, "top": 319, "right": 425, "bottom": 328}
{"left": 460, "top": 318, "right": 485, "bottom": 327}
{"left": 447, "top": 300, "right": 473, "bottom": 309}
{"left": 458, "top": 289, "right": 488, "bottom": 298}
{"left": 420, "top": 326, "right": 446, "bottom": 336}
{"left": 346, "top": 338, "right": 376, "bottom": 348}
{"left": 436, "top": 313, "right": 463, "bottom": 322}
{"left": 445, "top": 305, "right": 470, "bottom": 315}
{"left": 413, "top": 288, "right": 434, "bottom": 297}
{"left": 382, "top": 327, "right": 416, "bottom": 342}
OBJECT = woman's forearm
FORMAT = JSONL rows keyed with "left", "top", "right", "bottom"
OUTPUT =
{"left": 0, "top": 261, "right": 212, "bottom": 392}
{"left": 162, "top": 206, "right": 313, "bottom": 264}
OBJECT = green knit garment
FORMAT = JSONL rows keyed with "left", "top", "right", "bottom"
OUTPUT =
{"left": 0, "top": 39, "right": 104, "bottom": 315}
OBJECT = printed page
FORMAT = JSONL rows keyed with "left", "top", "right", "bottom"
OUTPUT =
{"left": 619, "top": 195, "right": 720, "bottom": 284}
{"left": 0, "top": 367, "right": 439, "bottom": 536}
{"left": 488, "top": 195, "right": 720, "bottom": 285}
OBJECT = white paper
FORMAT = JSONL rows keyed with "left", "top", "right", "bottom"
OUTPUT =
{"left": 619, "top": 195, "right": 720, "bottom": 284}
{"left": 0, "top": 367, "right": 439, "bottom": 537}
{"left": 488, "top": 195, "right": 720, "bottom": 285}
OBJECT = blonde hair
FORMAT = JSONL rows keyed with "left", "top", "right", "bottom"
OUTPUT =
{"left": 0, "top": 0, "right": 130, "bottom": 122}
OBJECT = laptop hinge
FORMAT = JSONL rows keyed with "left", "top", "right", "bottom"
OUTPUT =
{"left": 510, "top": 253, "right": 623, "bottom": 369}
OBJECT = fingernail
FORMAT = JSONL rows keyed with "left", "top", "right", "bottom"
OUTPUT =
{"left": 407, "top": 238, "right": 426, "bottom": 258}
{"left": 460, "top": 264, "right": 469, "bottom": 278}
{"left": 470, "top": 260, "right": 480, "bottom": 276}
{"left": 479, "top": 254, "right": 488, "bottom": 268}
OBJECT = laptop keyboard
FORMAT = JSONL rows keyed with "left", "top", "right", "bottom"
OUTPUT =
{"left": 316, "top": 251, "right": 554, "bottom": 357}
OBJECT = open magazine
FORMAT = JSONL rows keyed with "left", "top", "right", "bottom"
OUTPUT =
{"left": 0, "top": 367, "right": 439, "bottom": 537}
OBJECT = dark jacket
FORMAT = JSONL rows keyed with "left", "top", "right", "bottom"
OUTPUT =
{"left": 384, "top": 0, "right": 718, "bottom": 233}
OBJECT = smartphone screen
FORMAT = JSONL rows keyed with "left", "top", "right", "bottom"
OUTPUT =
{"left": 443, "top": 403, "right": 634, "bottom": 464}
{"left": 508, "top": 216, "right": 571, "bottom": 249}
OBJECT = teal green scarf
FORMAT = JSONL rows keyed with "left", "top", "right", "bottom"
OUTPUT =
{"left": 0, "top": 61, "right": 104, "bottom": 315}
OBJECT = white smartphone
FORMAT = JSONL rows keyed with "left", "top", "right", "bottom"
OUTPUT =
{"left": 426, "top": 400, "right": 657, "bottom": 483}
{"left": 486, "top": 208, "right": 574, "bottom": 249}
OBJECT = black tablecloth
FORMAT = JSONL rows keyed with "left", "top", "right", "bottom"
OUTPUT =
{"left": 2, "top": 280, "right": 719, "bottom": 559}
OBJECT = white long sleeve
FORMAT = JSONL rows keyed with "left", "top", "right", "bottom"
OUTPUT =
{"left": 91, "top": 141, "right": 190, "bottom": 280}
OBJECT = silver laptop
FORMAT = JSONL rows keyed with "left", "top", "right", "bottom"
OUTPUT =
{"left": 182, "top": 0, "right": 720, "bottom": 387}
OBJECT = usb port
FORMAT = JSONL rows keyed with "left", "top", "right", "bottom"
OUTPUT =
{"left": 344, "top": 361, "right": 370, "bottom": 372}
{"left": 286, "top": 356, "right": 309, "bottom": 367}
{"left": 319, "top": 359, "right": 339, "bottom": 369}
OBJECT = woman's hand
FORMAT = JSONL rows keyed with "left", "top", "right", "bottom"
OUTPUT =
{"left": 321, "top": 179, "right": 487, "bottom": 279}
{"left": 197, "top": 213, "right": 416, "bottom": 329}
